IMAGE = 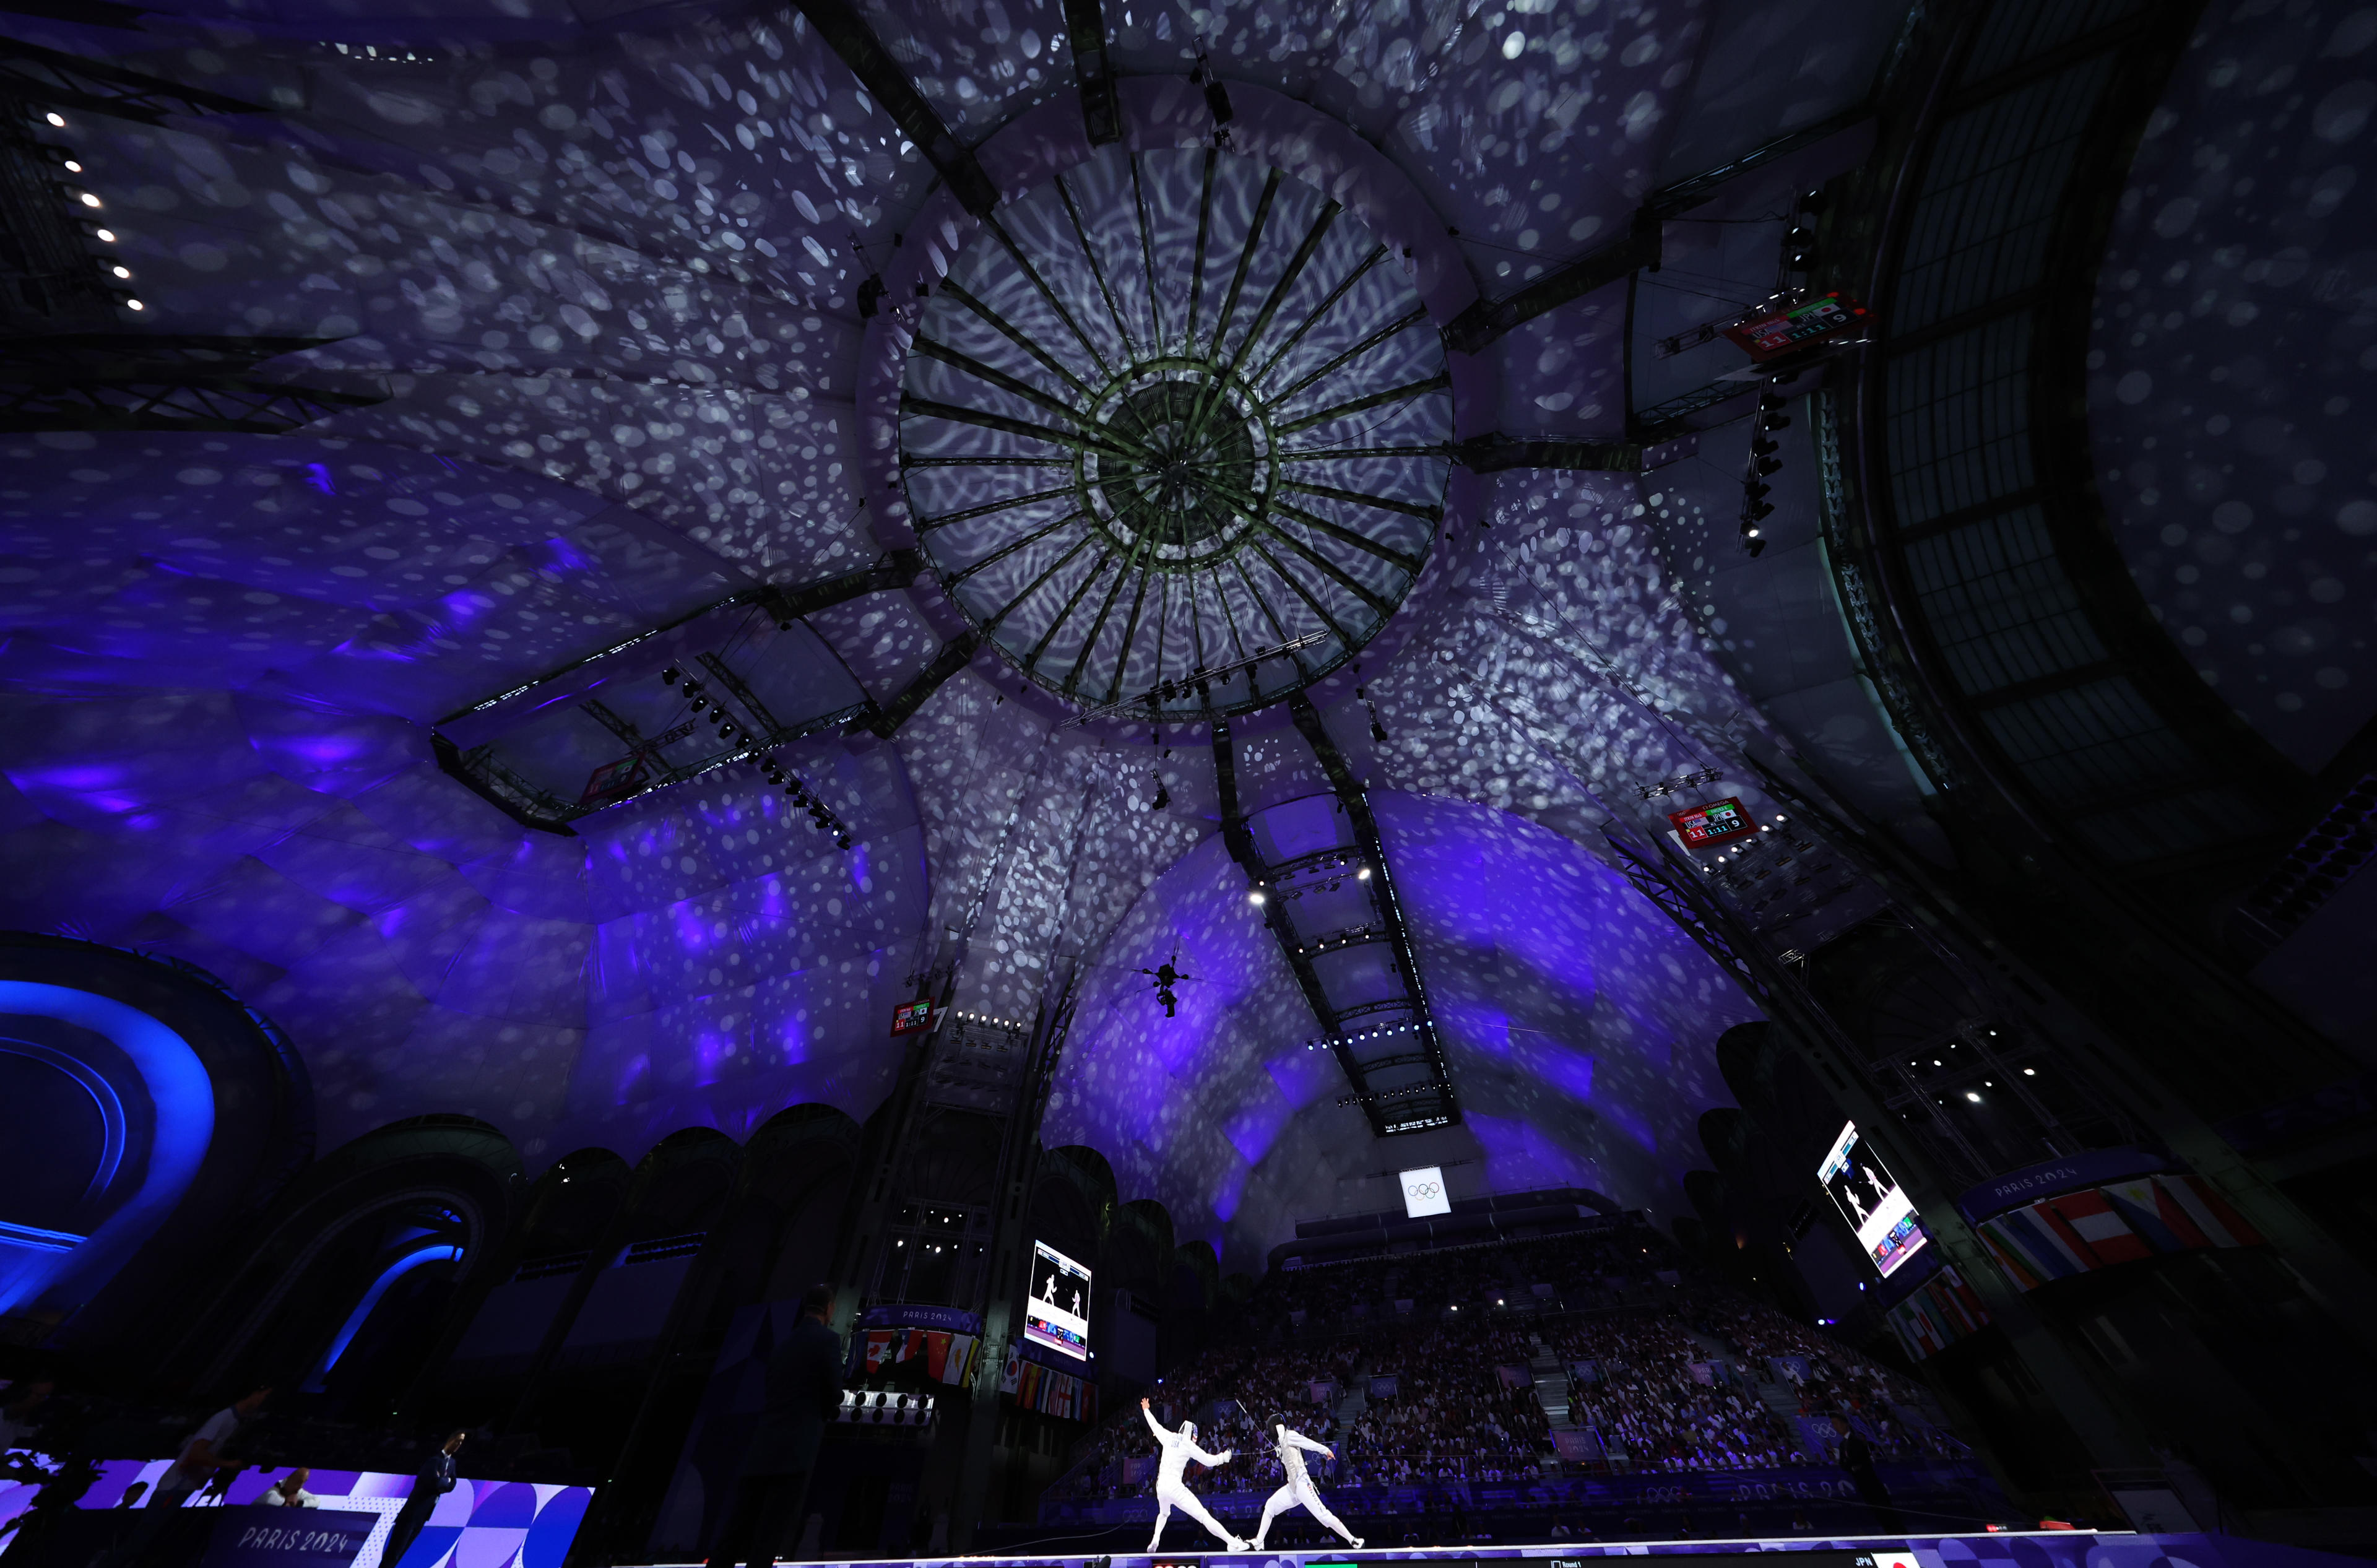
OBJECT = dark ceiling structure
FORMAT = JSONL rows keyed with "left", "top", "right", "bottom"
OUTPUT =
{"left": 0, "top": 0, "right": 2367, "bottom": 1318}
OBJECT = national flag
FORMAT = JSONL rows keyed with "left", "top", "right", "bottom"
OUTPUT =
{"left": 1000, "top": 1353, "right": 1020, "bottom": 1395}
{"left": 2100, "top": 1178, "right": 2189, "bottom": 1252}
{"left": 1977, "top": 1211, "right": 2064, "bottom": 1289}
{"left": 2159, "top": 1174, "right": 2266, "bottom": 1248}
{"left": 2043, "top": 1189, "right": 2152, "bottom": 1265}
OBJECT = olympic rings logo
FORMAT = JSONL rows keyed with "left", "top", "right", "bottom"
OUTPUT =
{"left": 1406, "top": 1181, "right": 1440, "bottom": 1198}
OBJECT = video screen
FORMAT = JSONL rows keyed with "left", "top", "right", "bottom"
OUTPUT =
{"left": 1400, "top": 1166, "right": 1452, "bottom": 1219}
{"left": 1023, "top": 1239, "right": 1092, "bottom": 1361}
{"left": 1817, "top": 1122, "right": 1929, "bottom": 1278}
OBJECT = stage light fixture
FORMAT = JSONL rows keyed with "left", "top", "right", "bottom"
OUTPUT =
{"left": 93, "top": 228, "right": 113, "bottom": 241}
{"left": 110, "top": 264, "right": 130, "bottom": 279}
{"left": 1754, "top": 455, "right": 1782, "bottom": 476}
{"left": 78, "top": 193, "right": 100, "bottom": 207}
{"left": 124, "top": 299, "right": 142, "bottom": 310}
{"left": 662, "top": 667, "right": 680, "bottom": 684}
{"left": 690, "top": 695, "right": 707, "bottom": 711}
{"left": 63, "top": 160, "right": 81, "bottom": 173}
{"left": 45, "top": 112, "right": 65, "bottom": 127}
{"left": 1751, "top": 436, "right": 1778, "bottom": 456}
{"left": 1249, "top": 889, "right": 1266, "bottom": 905}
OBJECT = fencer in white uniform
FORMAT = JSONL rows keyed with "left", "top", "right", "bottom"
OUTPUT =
{"left": 1250, "top": 1419, "right": 1362, "bottom": 1550}
{"left": 1140, "top": 1397, "right": 1249, "bottom": 1552}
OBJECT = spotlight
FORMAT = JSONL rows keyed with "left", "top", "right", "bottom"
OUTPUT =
{"left": 110, "top": 264, "right": 130, "bottom": 279}
{"left": 62, "top": 160, "right": 80, "bottom": 173}
{"left": 690, "top": 695, "right": 707, "bottom": 711}
{"left": 1249, "top": 889, "right": 1266, "bottom": 905}
{"left": 78, "top": 193, "right": 100, "bottom": 207}
{"left": 93, "top": 228, "right": 113, "bottom": 242}
{"left": 45, "top": 112, "right": 65, "bottom": 127}
{"left": 124, "top": 299, "right": 142, "bottom": 310}
{"left": 662, "top": 667, "right": 680, "bottom": 685}
{"left": 1745, "top": 500, "right": 1774, "bottom": 521}
{"left": 1754, "top": 454, "right": 1782, "bottom": 476}
{"left": 1751, "top": 436, "right": 1778, "bottom": 457}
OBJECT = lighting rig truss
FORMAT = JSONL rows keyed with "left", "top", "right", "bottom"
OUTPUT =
{"left": 434, "top": 556, "right": 920, "bottom": 835}
{"left": 665, "top": 664, "right": 857, "bottom": 849}
{"left": 1060, "top": 631, "right": 1327, "bottom": 728}
{"left": 1739, "top": 391, "right": 1790, "bottom": 557}
{"left": 1215, "top": 694, "right": 1460, "bottom": 1137}
{"left": 1637, "top": 764, "right": 1725, "bottom": 802}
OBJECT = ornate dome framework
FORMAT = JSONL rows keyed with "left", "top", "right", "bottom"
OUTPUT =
{"left": 899, "top": 143, "right": 1453, "bottom": 718}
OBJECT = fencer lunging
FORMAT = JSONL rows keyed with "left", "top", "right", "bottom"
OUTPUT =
{"left": 1250, "top": 1419, "right": 1362, "bottom": 1550}
{"left": 1140, "top": 1397, "right": 1249, "bottom": 1552}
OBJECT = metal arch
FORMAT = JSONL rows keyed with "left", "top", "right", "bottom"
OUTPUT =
{"left": 0, "top": 1039, "right": 128, "bottom": 1203}
{"left": 0, "top": 38, "right": 267, "bottom": 124}
{"left": 791, "top": 0, "right": 1001, "bottom": 217}
{"left": 1842, "top": 0, "right": 2306, "bottom": 881}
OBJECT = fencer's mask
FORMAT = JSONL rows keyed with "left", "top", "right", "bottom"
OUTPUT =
{"left": 1180, "top": 1422, "right": 1197, "bottom": 1442}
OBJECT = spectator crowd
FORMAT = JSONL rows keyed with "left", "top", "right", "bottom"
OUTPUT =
{"left": 1053, "top": 1226, "right": 1952, "bottom": 1503}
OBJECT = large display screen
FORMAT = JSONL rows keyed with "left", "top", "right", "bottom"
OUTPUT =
{"left": 1400, "top": 1166, "right": 1452, "bottom": 1219}
{"left": 1817, "top": 1122, "right": 1929, "bottom": 1278}
{"left": 1023, "top": 1240, "right": 1091, "bottom": 1361}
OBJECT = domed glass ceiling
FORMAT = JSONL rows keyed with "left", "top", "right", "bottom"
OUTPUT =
{"left": 898, "top": 144, "right": 1454, "bottom": 718}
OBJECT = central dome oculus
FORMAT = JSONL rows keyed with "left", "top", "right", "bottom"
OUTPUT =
{"left": 898, "top": 145, "right": 1453, "bottom": 717}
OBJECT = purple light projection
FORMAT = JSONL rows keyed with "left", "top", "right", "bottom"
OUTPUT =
{"left": 0, "top": 433, "right": 927, "bottom": 1166}
{"left": 0, "top": 0, "right": 1884, "bottom": 1239}
{"left": 1046, "top": 791, "right": 1760, "bottom": 1271}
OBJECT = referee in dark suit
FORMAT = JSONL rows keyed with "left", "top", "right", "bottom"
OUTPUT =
{"left": 381, "top": 1431, "right": 465, "bottom": 1568}
{"left": 708, "top": 1285, "right": 844, "bottom": 1568}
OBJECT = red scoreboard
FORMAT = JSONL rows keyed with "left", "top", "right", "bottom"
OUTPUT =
{"left": 1723, "top": 292, "right": 1869, "bottom": 362}
{"left": 1669, "top": 797, "right": 1762, "bottom": 848}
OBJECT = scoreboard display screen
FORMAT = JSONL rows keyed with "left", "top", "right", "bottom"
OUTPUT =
{"left": 1723, "top": 291, "right": 1869, "bottom": 362}
{"left": 1023, "top": 1240, "right": 1092, "bottom": 1361}
{"left": 1818, "top": 1122, "right": 1930, "bottom": 1279}
{"left": 890, "top": 997, "right": 935, "bottom": 1035}
{"left": 1669, "top": 797, "right": 1760, "bottom": 848}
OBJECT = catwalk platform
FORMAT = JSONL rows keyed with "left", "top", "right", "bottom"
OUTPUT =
{"left": 639, "top": 1530, "right": 2370, "bottom": 1568}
